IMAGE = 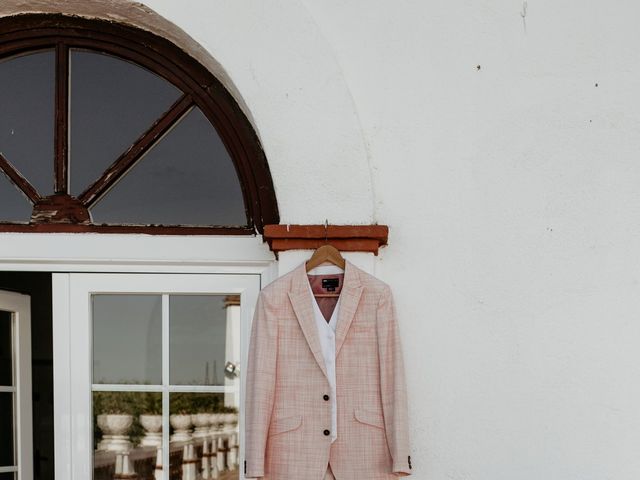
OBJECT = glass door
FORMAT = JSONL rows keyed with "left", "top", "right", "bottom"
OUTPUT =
{"left": 0, "top": 291, "right": 33, "bottom": 480}
{"left": 60, "top": 273, "right": 260, "bottom": 480}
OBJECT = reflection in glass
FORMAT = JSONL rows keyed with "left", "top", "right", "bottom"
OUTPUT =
{"left": 0, "top": 311, "right": 12, "bottom": 386}
{"left": 170, "top": 295, "right": 240, "bottom": 387}
{"left": 90, "top": 107, "right": 247, "bottom": 226}
{"left": 69, "top": 50, "right": 181, "bottom": 195}
{"left": 0, "top": 392, "right": 14, "bottom": 467}
{"left": 0, "top": 169, "right": 33, "bottom": 223}
{"left": 169, "top": 393, "right": 238, "bottom": 480}
{"left": 0, "top": 50, "right": 55, "bottom": 195}
{"left": 92, "top": 295, "right": 162, "bottom": 385}
{"left": 93, "top": 391, "right": 162, "bottom": 480}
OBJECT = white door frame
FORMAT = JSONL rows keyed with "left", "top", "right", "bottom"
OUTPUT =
{"left": 0, "top": 231, "right": 279, "bottom": 480}
{"left": 0, "top": 290, "right": 33, "bottom": 480}
{"left": 56, "top": 272, "right": 260, "bottom": 480}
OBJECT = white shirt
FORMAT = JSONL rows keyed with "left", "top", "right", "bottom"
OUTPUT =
{"left": 306, "top": 264, "right": 343, "bottom": 443}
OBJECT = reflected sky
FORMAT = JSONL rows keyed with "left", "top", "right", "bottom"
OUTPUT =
{"left": 170, "top": 295, "right": 229, "bottom": 385}
{"left": 89, "top": 106, "right": 247, "bottom": 226}
{"left": 0, "top": 50, "right": 55, "bottom": 196}
{"left": 69, "top": 49, "right": 181, "bottom": 195}
{"left": 0, "top": 49, "right": 247, "bottom": 228}
{"left": 92, "top": 294, "right": 233, "bottom": 386}
{"left": 0, "top": 172, "right": 31, "bottom": 222}
{"left": 92, "top": 295, "right": 162, "bottom": 385}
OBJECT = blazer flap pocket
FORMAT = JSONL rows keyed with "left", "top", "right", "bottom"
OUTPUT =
{"left": 268, "top": 414, "right": 302, "bottom": 436}
{"left": 352, "top": 323, "right": 375, "bottom": 332}
{"left": 354, "top": 407, "right": 385, "bottom": 429}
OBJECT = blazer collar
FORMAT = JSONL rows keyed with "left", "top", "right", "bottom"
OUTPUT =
{"left": 287, "top": 258, "right": 364, "bottom": 381}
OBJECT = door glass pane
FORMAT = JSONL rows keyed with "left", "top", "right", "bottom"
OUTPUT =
{"left": 93, "top": 391, "right": 163, "bottom": 479}
{"left": 89, "top": 107, "right": 247, "bottom": 226}
{"left": 169, "top": 392, "right": 238, "bottom": 478}
{"left": 0, "top": 392, "right": 14, "bottom": 467}
{"left": 0, "top": 50, "right": 55, "bottom": 195}
{"left": 169, "top": 295, "right": 240, "bottom": 387}
{"left": 92, "top": 295, "right": 162, "bottom": 385}
{"left": 69, "top": 50, "right": 182, "bottom": 195}
{"left": 0, "top": 311, "right": 12, "bottom": 386}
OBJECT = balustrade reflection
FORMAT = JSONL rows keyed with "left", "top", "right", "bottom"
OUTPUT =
{"left": 93, "top": 392, "right": 239, "bottom": 480}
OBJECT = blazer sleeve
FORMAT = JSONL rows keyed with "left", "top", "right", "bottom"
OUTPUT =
{"left": 377, "top": 284, "right": 412, "bottom": 476}
{"left": 244, "top": 290, "right": 277, "bottom": 478}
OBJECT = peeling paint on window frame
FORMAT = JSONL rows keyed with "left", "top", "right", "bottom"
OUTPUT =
{"left": 0, "top": 14, "right": 279, "bottom": 235}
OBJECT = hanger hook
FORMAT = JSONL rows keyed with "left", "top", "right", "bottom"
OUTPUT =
{"left": 324, "top": 219, "right": 328, "bottom": 244}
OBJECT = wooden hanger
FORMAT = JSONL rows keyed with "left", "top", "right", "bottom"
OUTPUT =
{"left": 305, "top": 220, "right": 345, "bottom": 297}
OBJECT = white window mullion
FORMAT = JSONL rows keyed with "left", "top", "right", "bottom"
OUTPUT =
{"left": 162, "top": 294, "right": 170, "bottom": 480}
{"left": 69, "top": 278, "right": 93, "bottom": 480}
{"left": 91, "top": 384, "right": 163, "bottom": 392}
{"left": 52, "top": 273, "right": 72, "bottom": 480}
{"left": 0, "top": 290, "right": 33, "bottom": 480}
{"left": 167, "top": 385, "right": 235, "bottom": 393}
{"left": 15, "top": 304, "right": 34, "bottom": 480}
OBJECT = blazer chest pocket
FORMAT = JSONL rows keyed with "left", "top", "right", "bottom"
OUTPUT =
{"left": 354, "top": 407, "right": 385, "bottom": 429}
{"left": 268, "top": 414, "right": 302, "bottom": 436}
{"left": 350, "top": 324, "right": 376, "bottom": 338}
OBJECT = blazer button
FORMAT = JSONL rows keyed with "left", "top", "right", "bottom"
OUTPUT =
{"left": 323, "top": 394, "right": 330, "bottom": 401}
{"left": 323, "top": 429, "right": 330, "bottom": 436}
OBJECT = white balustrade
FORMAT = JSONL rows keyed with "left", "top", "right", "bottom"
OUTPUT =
{"left": 228, "top": 432, "right": 238, "bottom": 471}
{"left": 113, "top": 450, "right": 135, "bottom": 479}
{"left": 95, "top": 414, "right": 239, "bottom": 480}
{"left": 154, "top": 447, "right": 163, "bottom": 480}
{"left": 216, "top": 436, "right": 226, "bottom": 473}
{"left": 181, "top": 445, "right": 189, "bottom": 480}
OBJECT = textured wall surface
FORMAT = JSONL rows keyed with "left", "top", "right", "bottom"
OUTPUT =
{"left": 5, "top": 0, "right": 640, "bottom": 478}
{"left": 141, "top": 1, "right": 640, "bottom": 478}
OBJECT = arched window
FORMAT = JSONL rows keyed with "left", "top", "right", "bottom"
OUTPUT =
{"left": 0, "top": 14, "right": 279, "bottom": 234}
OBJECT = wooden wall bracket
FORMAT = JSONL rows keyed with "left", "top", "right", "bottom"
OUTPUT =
{"left": 263, "top": 224, "right": 389, "bottom": 257}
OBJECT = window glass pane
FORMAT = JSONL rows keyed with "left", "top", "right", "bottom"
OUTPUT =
{"left": 169, "top": 295, "right": 240, "bottom": 387}
{"left": 92, "top": 295, "right": 162, "bottom": 385}
{"left": 0, "top": 173, "right": 32, "bottom": 223}
{"left": 0, "top": 50, "right": 55, "bottom": 195}
{"left": 169, "top": 392, "right": 238, "bottom": 477}
{"left": 0, "top": 311, "right": 12, "bottom": 386}
{"left": 93, "top": 391, "right": 163, "bottom": 479}
{"left": 0, "top": 392, "right": 14, "bottom": 467}
{"left": 0, "top": 472, "right": 15, "bottom": 480}
{"left": 69, "top": 50, "right": 182, "bottom": 195}
{"left": 89, "top": 107, "right": 247, "bottom": 226}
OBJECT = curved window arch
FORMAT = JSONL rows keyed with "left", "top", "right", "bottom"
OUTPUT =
{"left": 0, "top": 14, "right": 279, "bottom": 234}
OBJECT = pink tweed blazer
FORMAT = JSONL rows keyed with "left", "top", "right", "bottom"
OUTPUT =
{"left": 245, "top": 259, "right": 412, "bottom": 479}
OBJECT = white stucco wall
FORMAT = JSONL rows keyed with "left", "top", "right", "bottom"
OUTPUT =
{"left": 5, "top": 0, "right": 638, "bottom": 478}
{"left": 141, "top": 1, "right": 640, "bottom": 479}
{"left": 138, "top": 0, "right": 376, "bottom": 225}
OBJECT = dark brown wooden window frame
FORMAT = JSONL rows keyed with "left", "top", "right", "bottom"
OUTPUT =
{"left": 0, "top": 14, "right": 279, "bottom": 235}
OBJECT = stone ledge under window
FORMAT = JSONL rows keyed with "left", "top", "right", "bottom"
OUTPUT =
{"left": 263, "top": 224, "right": 389, "bottom": 256}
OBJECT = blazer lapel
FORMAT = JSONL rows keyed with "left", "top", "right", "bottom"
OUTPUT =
{"left": 335, "top": 260, "right": 363, "bottom": 357}
{"left": 287, "top": 259, "right": 364, "bottom": 381}
{"left": 288, "top": 262, "right": 328, "bottom": 380}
